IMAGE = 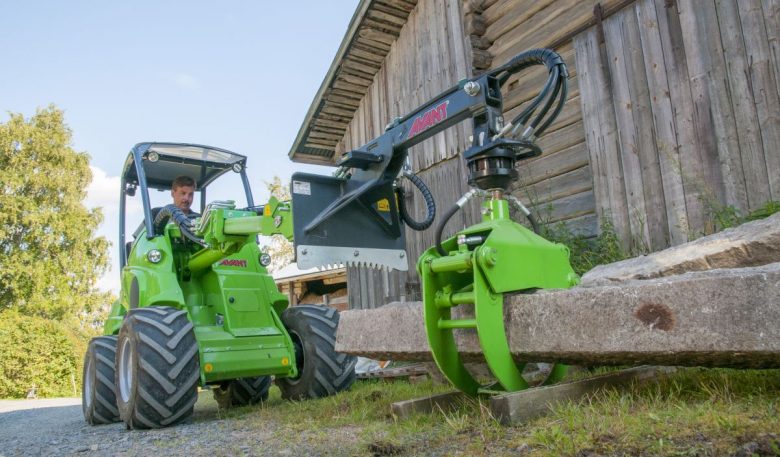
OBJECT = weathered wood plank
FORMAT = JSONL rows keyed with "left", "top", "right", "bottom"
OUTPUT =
{"left": 516, "top": 164, "right": 593, "bottom": 206}
{"left": 574, "top": 29, "right": 631, "bottom": 246}
{"left": 653, "top": 0, "right": 710, "bottom": 237}
{"left": 521, "top": 141, "right": 590, "bottom": 184}
{"left": 636, "top": 0, "right": 690, "bottom": 246}
{"left": 544, "top": 189, "right": 596, "bottom": 222}
{"left": 603, "top": 7, "right": 655, "bottom": 251}
{"left": 715, "top": 0, "right": 771, "bottom": 209}
{"left": 491, "top": 367, "right": 674, "bottom": 425}
{"left": 483, "top": 0, "right": 556, "bottom": 42}
{"left": 535, "top": 120, "right": 586, "bottom": 156}
{"left": 762, "top": 0, "right": 780, "bottom": 97}
{"left": 677, "top": 0, "right": 748, "bottom": 211}
{"left": 738, "top": 0, "right": 780, "bottom": 201}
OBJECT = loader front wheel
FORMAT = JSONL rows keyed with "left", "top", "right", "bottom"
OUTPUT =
{"left": 212, "top": 376, "right": 272, "bottom": 408}
{"left": 82, "top": 336, "right": 120, "bottom": 425}
{"left": 276, "top": 305, "right": 357, "bottom": 400}
{"left": 116, "top": 306, "right": 200, "bottom": 429}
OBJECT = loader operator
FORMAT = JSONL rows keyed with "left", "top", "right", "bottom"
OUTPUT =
{"left": 171, "top": 175, "right": 199, "bottom": 217}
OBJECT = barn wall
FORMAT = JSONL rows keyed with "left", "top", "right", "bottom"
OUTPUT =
{"left": 575, "top": 0, "right": 780, "bottom": 251}
{"left": 342, "top": 0, "right": 474, "bottom": 307}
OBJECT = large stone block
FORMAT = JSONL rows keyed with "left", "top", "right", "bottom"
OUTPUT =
{"left": 581, "top": 212, "right": 780, "bottom": 285}
{"left": 336, "top": 263, "right": 780, "bottom": 368}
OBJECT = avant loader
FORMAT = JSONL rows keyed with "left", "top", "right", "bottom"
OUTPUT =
{"left": 83, "top": 48, "right": 576, "bottom": 429}
{"left": 82, "top": 144, "right": 356, "bottom": 429}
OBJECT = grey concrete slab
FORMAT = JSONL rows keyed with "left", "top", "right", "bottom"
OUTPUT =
{"left": 336, "top": 263, "right": 780, "bottom": 367}
{"left": 581, "top": 212, "right": 780, "bottom": 285}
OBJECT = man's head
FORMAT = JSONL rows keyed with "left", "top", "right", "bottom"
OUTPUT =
{"left": 171, "top": 176, "right": 196, "bottom": 213}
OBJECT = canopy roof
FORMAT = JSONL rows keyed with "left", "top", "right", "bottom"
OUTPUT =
{"left": 123, "top": 142, "right": 246, "bottom": 191}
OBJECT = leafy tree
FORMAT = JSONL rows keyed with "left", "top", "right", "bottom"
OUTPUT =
{"left": 0, "top": 312, "right": 86, "bottom": 398}
{"left": 0, "top": 106, "right": 110, "bottom": 325}
{"left": 262, "top": 176, "right": 294, "bottom": 272}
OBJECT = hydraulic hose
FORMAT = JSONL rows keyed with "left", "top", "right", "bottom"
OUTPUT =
{"left": 435, "top": 203, "right": 461, "bottom": 256}
{"left": 153, "top": 204, "right": 208, "bottom": 248}
{"left": 434, "top": 189, "right": 483, "bottom": 256}
{"left": 489, "top": 49, "right": 568, "bottom": 143}
{"left": 396, "top": 170, "right": 436, "bottom": 231}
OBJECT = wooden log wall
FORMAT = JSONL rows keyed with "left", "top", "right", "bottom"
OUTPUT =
{"left": 341, "top": 0, "right": 475, "bottom": 307}
{"left": 473, "top": 0, "right": 632, "bottom": 239}
{"left": 575, "top": 0, "right": 780, "bottom": 252}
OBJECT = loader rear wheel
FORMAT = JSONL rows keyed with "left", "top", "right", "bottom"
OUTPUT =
{"left": 212, "top": 376, "right": 272, "bottom": 408}
{"left": 82, "top": 336, "right": 120, "bottom": 425}
{"left": 116, "top": 306, "right": 200, "bottom": 429}
{"left": 276, "top": 305, "right": 357, "bottom": 400}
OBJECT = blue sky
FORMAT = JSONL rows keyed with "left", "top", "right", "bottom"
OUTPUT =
{"left": 0, "top": 1, "right": 360, "bottom": 292}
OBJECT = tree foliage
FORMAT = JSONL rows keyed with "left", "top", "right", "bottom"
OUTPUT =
{"left": 263, "top": 176, "right": 294, "bottom": 272}
{"left": 0, "top": 106, "right": 111, "bottom": 324}
{"left": 0, "top": 312, "right": 86, "bottom": 398}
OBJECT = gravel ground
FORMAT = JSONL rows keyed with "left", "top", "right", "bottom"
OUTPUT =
{"left": 0, "top": 392, "right": 360, "bottom": 457}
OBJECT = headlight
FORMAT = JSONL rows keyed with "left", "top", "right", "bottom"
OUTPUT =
{"left": 259, "top": 253, "right": 272, "bottom": 267}
{"left": 147, "top": 249, "right": 162, "bottom": 263}
{"left": 147, "top": 151, "right": 160, "bottom": 162}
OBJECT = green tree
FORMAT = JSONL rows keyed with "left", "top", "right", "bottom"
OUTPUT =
{"left": 263, "top": 176, "right": 294, "bottom": 272}
{"left": 0, "top": 106, "right": 110, "bottom": 325}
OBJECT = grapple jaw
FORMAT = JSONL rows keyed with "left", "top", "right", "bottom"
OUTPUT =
{"left": 290, "top": 172, "right": 408, "bottom": 271}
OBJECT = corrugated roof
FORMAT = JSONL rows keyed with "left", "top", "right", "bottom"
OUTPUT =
{"left": 288, "top": 0, "right": 417, "bottom": 165}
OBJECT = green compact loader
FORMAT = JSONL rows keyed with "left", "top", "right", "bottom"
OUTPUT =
{"left": 82, "top": 143, "right": 356, "bottom": 429}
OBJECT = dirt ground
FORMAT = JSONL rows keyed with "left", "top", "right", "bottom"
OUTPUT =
{"left": 0, "top": 393, "right": 357, "bottom": 457}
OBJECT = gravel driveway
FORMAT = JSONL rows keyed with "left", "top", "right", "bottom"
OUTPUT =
{"left": 0, "top": 392, "right": 360, "bottom": 457}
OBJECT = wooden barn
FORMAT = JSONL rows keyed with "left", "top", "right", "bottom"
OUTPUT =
{"left": 288, "top": 0, "right": 780, "bottom": 308}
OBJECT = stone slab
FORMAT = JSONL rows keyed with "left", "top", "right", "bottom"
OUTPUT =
{"left": 490, "top": 366, "right": 674, "bottom": 425}
{"left": 390, "top": 391, "right": 468, "bottom": 419}
{"left": 336, "top": 263, "right": 780, "bottom": 367}
{"left": 581, "top": 212, "right": 780, "bottom": 285}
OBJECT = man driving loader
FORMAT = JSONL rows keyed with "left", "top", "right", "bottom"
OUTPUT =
{"left": 170, "top": 175, "right": 199, "bottom": 216}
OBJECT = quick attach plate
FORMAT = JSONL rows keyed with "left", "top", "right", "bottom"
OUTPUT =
{"left": 291, "top": 172, "right": 408, "bottom": 271}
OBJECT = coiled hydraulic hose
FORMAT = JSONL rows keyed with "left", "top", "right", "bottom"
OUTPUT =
{"left": 396, "top": 169, "right": 436, "bottom": 231}
{"left": 153, "top": 204, "right": 208, "bottom": 248}
{"left": 490, "top": 49, "right": 569, "bottom": 141}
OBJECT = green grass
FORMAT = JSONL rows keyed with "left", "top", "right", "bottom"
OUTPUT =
{"left": 195, "top": 368, "right": 780, "bottom": 456}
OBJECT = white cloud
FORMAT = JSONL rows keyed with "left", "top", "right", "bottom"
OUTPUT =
{"left": 84, "top": 165, "right": 142, "bottom": 295}
{"left": 163, "top": 72, "right": 201, "bottom": 91}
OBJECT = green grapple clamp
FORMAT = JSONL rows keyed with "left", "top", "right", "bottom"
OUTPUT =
{"left": 419, "top": 195, "right": 579, "bottom": 395}
{"left": 292, "top": 49, "right": 578, "bottom": 395}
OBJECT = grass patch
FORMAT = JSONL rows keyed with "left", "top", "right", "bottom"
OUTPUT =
{"left": 197, "top": 368, "right": 780, "bottom": 456}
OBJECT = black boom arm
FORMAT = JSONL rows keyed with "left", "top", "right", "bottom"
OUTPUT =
{"left": 291, "top": 49, "right": 568, "bottom": 270}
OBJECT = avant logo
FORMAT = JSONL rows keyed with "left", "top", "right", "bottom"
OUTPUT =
{"left": 407, "top": 101, "right": 449, "bottom": 139}
{"left": 220, "top": 259, "right": 247, "bottom": 267}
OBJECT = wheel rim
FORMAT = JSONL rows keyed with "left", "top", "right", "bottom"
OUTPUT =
{"left": 84, "top": 356, "right": 93, "bottom": 409}
{"left": 118, "top": 337, "right": 134, "bottom": 404}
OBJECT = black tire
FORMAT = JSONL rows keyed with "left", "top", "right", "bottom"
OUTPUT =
{"left": 212, "top": 376, "right": 272, "bottom": 408}
{"left": 115, "top": 306, "right": 200, "bottom": 429}
{"left": 276, "top": 305, "right": 357, "bottom": 400}
{"left": 82, "top": 336, "right": 120, "bottom": 425}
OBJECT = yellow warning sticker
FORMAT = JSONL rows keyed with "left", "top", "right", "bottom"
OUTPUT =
{"left": 376, "top": 199, "right": 390, "bottom": 212}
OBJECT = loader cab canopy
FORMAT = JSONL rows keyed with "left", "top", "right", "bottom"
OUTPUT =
{"left": 119, "top": 142, "right": 256, "bottom": 269}
{"left": 122, "top": 143, "right": 247, "bottom": 191}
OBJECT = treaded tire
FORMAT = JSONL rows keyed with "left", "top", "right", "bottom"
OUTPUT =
{"left": 276, "top": 305, "right": 357, "bottom": 400}
{"left": 82, "top": 336, "right": 120, "bottom": 425}
{"left": 212, "top": 376, "right": 272, "bottom": 408}
{"left": 116, "top": 306, "right": 200, "bottom": 429}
